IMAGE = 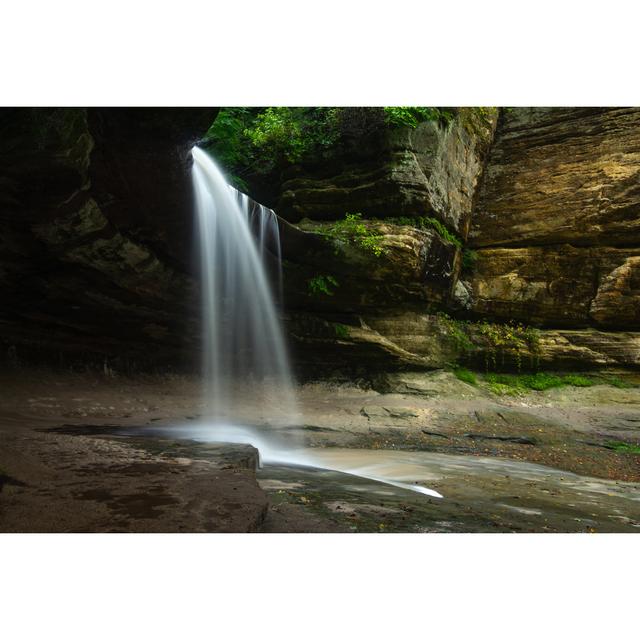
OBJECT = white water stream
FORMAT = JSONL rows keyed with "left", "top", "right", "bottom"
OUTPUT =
{"left": 191, "top": 146, "right": 442, "bottom": 499}
{"left": 192, "top": 146, "right": 297, "bottom": 424}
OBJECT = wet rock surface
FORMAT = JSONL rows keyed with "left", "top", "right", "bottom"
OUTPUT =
{"left": 258, "top": 451, "right": 640, "bottom": 533}
{"left": 0, "top": 371, "right": 267, "bottom": 532}
{"left": 3, "top": 369, "right": 637, "bottom": 533}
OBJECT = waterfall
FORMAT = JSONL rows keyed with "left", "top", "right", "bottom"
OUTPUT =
{"left": 189, "top": 146, "right": 441, "bottom": 498}
{"left": 191, "top": 146, "right": 297, "bottom": 426}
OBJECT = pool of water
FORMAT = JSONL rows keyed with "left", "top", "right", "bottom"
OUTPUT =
{"left": 113, "top": 422, "right": 640, "bottom": 532}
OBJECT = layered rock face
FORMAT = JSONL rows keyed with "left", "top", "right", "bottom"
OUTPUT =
{"left": 467, "top": 108, "right": 640, "bottom": 326}
{"left": 469, "top": 108, "right": 640, "bottom": 249}
{"left": 0, "top": 107, "right": 215, "bottom": 368}
{"left": 280, "top": 107, "right": 640, "bottom": 373}
{"left": 279, "top": 219, "right": 461, "bottom": 374}
{"left": 273, "top": 109, "right": 498, "bottom": 374}
{"left": 278, "top": 108, "right": 497, "bottom": 237}
{"left": 468, "top": 246, "right": 640, "bottom": 328}
{"left": 460, "top": 108, "right": 639, "bottom": 369}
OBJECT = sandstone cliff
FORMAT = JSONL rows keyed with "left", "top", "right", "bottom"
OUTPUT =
{"left": 278, "top": 108, "right": 640, "bottom": 373}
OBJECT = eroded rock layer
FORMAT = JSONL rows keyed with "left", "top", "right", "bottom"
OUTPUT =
{"left": 466, "top": 245, "right": 640, "bottom": 328}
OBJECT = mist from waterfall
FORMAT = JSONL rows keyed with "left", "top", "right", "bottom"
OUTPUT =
{"left": 192, "top": 146, "right": 297, "bottom": 426}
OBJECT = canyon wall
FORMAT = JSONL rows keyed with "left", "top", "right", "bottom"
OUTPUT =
{"left": 279, "top": 108, "right": 640, "bottom": 374}
{"left": 1, "top": 107, "right": 638, "bottom": 375}
{"left": 0, "top": 107, "right": 215, "bottom": 369}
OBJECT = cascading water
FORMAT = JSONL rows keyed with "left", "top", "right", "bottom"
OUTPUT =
{"left": 192, "top": 146, "right": 297, "bottom": 427}
{"left": 189, "top": 146, "right": 442, "bottom": 499}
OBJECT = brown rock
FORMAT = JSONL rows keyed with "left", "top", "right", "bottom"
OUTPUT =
{"left": 467, "top": 245, "right": 640, "bottom": 328}
{"left": 470, "top": 107, "right": 640, "bottom": 248}
{"left": 278, "top": 108, "right": 497, "bottom": 236}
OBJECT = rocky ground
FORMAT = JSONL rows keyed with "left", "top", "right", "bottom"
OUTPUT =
{"left": 1, "top": 367, "right": 639, "bottom": 532}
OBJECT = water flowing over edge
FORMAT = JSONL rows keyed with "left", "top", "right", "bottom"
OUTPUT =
{"left": 191, "top": 146, "right": 443, "bottom": 499}
{"left": 192, "top": 146, "right": 299, "bottom": 427}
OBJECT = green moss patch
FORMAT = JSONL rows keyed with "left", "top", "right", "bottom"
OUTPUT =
{"left": 453, "top": 367, "right": 477, "bottom": 385}
{"left": 334, "top": 324, "right": 350, "bottom": 339}
{"left": 605, "top": 441, "right": 640, "bottom": 455}
{"left": 485, "top": 372, "right": 594, "bottom": 393}
{"left": 597, "top": 375, "right": 635, "bottom": 389}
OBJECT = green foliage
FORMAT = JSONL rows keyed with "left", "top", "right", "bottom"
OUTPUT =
{"left": 461, "top": 249, "right": 478, "bottom": 273}
{"left": 384, "top": 215, "right": 463, "bottom": 248}
{"left": 437, "top": 313, "right": 473, "bottom": 352}
{"left": 485, "top": 372, "right": 595, "bottom": 393}
{"left": 384, "top": 216, "right": 414, "bottom": 226}
{"left": 434, "top": 314, "right": 541, "bottom": 373}
{"left": 478, "top": 321, "right": 540, "bottom": 371}
{"left": 605, "top": 441, "right": 640, "bottom": 455}
{"left": 422, "top": 217, "right": 463, "bottom": 248}
{"left": 600, "top": 375, "right": 635, "bottom": 389}
{"left": 334, "top": 323, "right": 350, "bottom": 339}
{"left": 201, "top": 107, "right": 256, "bottom": 189}
{"left": 307, "top": 274, "right": 339, "bottom": 297}
{"left": 203, "top": 107, "right": 460, "bottom": 189}
{"left": 561, "top": 374, "right": 594, "bottom": 387}
{"left": 482, "top": 371, "right": 635, "bottom": 395}
{"left": 328, "top": 213, "right": 386, "bottom": 257}
{"left": 202, "top": 107, "right": 341, "bottom": 182}
{"left": 383, "top": 107, "right": 454, "bottom": 129}
{"left": 454, "top": 367, "right": 477, "bottom": 385}
{"left": 486, "top": 381, "right": 522, "bottom": 396}
{"left": 245, "top": 107, "right": 340, "bottom": 167}
{"left": 520, "top": 373, "right": 571, "bottom": 391}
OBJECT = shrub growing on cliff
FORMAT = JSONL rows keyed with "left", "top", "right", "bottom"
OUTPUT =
{"left": 383, "top": 107, "right": 454, "bottom": 128}
{"left": 461, "top": 249, "right": 478, "bottom": 273}
{"left": 202, "top": 107, "right": 341, "bottom": 182}
{"left": 437, "top": 313, "right": 473, "bottom": 352}
{"left": 204, "top": 107, "right": 460, "bottom": 187}
{"left": 307, "top": 274, "right": 339, "bottom": 297}
{"left": 329, "top": 213, "right": 386, "bottom": 257}
{"left": 334, "top": 323, "right": 350, "bottom": 339}
{"left": 421, "top": 217, "right": 463, "bottom": 248}
{"left": 201, "top": 107, "right": 257, "bottom": 189}
{"left": 478, "top": 321, "right": 540, "bottom": 371}
{"left": 385, "top": 215, "right": 463, "bottom": 249}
